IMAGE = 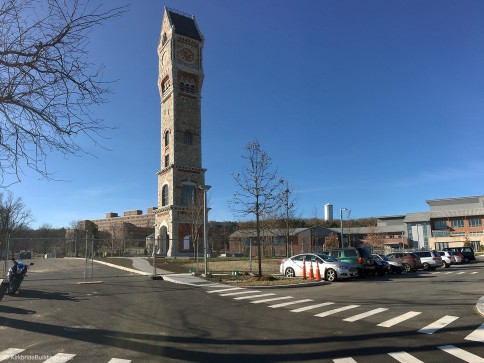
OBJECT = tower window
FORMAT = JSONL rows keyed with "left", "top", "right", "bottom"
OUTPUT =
{"left": 183, "top": 131, "right": 193, "bottom": 145}
{"left": 164, "top": 154, "right": 169, "bottom": 167}
{"left": 179, "top": 78, "right": 196, "bottom": 95}
{"left": 162, "top": 185, "right": 169, "bottom": 206}
{"left": 181, "top": 184, "right": 195, "bottom": 205}
{"left": 164, "top": 130, "right": 170, "bottom": 146}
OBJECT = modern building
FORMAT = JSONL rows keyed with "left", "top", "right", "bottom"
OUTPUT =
{"left": 154, "top": 8, "right": 207, "bottom": 256}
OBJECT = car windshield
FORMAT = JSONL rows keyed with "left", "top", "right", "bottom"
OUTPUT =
{"left": 382, "top": 256, "right": 392, "bottom": 261}
{"left": 317, "top": 254, "right": 338, "bottom": 263}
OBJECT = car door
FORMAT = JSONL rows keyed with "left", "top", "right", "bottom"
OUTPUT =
{"left": 290, "top": 254, "right": 306, "bottom": 277}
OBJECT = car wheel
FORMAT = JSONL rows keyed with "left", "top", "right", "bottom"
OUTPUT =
{"left": 325, "top": 268, "right": 337, "bottom": 282}
{"left": 422, "top": 263, "right": 430, "bottom": 271}
{"left": 404, "top": 263, "right": 411, "bottom": 273}
{"left": 443, "top": 262, "right": 449, "bottom": 268}
{"left": 285, "top": 267, "right": 295, "bottom": 278}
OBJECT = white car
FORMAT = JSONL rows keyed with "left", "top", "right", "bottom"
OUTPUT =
{"left": 279, "top": 253, "right": 358, "bottom": 282}
{"left": 438, "top": 251, "right": 456, "bottom": 268}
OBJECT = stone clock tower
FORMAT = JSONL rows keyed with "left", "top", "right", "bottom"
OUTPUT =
{"left": 155, "top": 8, "right": 206, "bottom": 256}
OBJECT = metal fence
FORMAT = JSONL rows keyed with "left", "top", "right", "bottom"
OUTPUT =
{"left": 1, "top": 236, "right": 150, "bottom": 281}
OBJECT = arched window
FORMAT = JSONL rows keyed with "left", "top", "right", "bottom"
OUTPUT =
{"left": 162, "top": 185, "right": 169, "bottom": 206}
{"left": 164, "top": 130, "right": 170, "bottom": 146}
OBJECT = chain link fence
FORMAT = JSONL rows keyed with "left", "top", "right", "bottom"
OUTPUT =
{"left": 1, "top": 235, "right": 150, "bottom": 281}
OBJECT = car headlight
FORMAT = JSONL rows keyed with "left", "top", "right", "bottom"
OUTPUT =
{"left": 336, "top": 265, "right": 348, "bottom": 269}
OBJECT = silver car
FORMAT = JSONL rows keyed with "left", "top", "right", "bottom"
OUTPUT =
{"left": 438, "top": 251, "right": 456, "bottom": 268}
{"left": 279, "top": 253, "right": 358, "bottom": 282}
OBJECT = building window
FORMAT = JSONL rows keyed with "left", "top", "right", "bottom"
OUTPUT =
{"left": 451, "top": 219, "right": 464, "bottom": 228}
{"left": 183, "top": 236, "right": 191, "bottom": 250}
{"left": 164, "top": 154, "right": 169, "bottom": 167}
{"left": 434, "top": 220, "right": 447, "bottom": 230}
{"left": 164, "top": 130, "right": 170, "bottom": 146}
{"left": 181, "top": 184, "right": 195, "bottom": 205}
{"left": 183, "top": 131, "right": 193, "bottom": 145}
{"left": 162, "top": 185, "right": 169, "bottom": 206}
{"left": 469, "top": 218, "right": 483, "bottom": 227}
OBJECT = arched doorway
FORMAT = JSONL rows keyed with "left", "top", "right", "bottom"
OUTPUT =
{"left": 158, "top": 225, "right": 169, "bottom": 255}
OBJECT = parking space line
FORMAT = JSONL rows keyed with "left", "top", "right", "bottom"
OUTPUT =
{"left": 343, "top": 308, "right": 388, "bottom": 322}
{"left": 251, "top": 296, "right": 294, "bottom": 304}
{"left": 314, "top": 305, "right": 359, "bottom": 318}
{"left": 456, "top": 271, "right": 466, "bottom": 274}
{"left": 269, "top": 299, "right": 313, "bottom": 308}
{"left": 388, "top": 351, "right": 424, "bottom": 363}
{"left": 377, "top": 311, "right": 422, "bottom": 328}
{"left": 233, "top": 293, "right": 276, "bottom": 300}
{"left": 0, "top": 349, "right": 25, "bottom": 362}
{"left": 333, "top": 358, "right": 357, "bottom": 363}
{"left": 108, "top": 359, "right": 132, "bottom": 363}
{"left": 438, "top": 344, "right": 484, "bottom": 362}
{"left": 220, "top": 290, "right": 261, "bottom": 296}
{"left": 465, "top": 323, "right": 484, "bottom": 343}
{"left": 470, "top": 272, "right": 479, "bottom": 274}
{"left": 417, "top": 315, "right": 459, "bottom": 334}
{"left": 291, "top": 302, "right": 334, "bottom": 313}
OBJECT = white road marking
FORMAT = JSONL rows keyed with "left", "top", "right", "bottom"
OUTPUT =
{"left": 377, "top": 311, "right": 422, "bottom": 328}
{"left": 43, "top": 353, "right": 76, "bottom": 363}
{"left": 0, "top": 349, "right": 25, "bottom": 361}
{"left": 465, "top": 323, "right": 484, "bottom": 343}
{"left": 220, "top": 290, "right": 261, "bottom": 296}
{"left": 417, "top": 315, "right": 459, "bottom": 334}
{"left": 333, "top": 358, "right": 357, "bottom": 363}
{"left": 457, "top": 271, "right": 466, "bottom": 274}
{"left": 343, "top": 308, "right": 388, "bottom": 322}
{"left": 251, "top": 296, "right": 293, "bottom": 304}
{"left": 388, "top": 351, "right": 424, "bottom": 363}
{"left": 291, "top": 302, "right": 334, "bottom": 313}
{"left": 207, "top": 287, "right": 244, "bottom": 293}
{"left": 438, "top": 344, "right": 484, "bottom": 363}
{"left": 233, "top": 293, "right": 276, "bottom": 300}
{"left": 314, "top": 305, "right": 360, "bottom": 318}
{"left": 108, "top": 359, "right": 132, "bottom": 363}
{"left": 471, "top": 272, "right": 478, "bottom": 274}
{"left": 269, "top": 299, "right": 313, "bottom": 308}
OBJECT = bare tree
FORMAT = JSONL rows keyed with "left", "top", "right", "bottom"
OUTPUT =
{"left": 183, "top": 190, "right": 204, "bottom": 260}
{"left": 324, "top": 233, "right": 340, "bottom": 251}
{"left": 230, "top": 140, "right": 282, "bottom": 277}
{"left": 279, "top": 179, "right": 299, "bottom": 257}
{"left": 0, "top": 191, "right": 33, "bottom": 235}
{"left": 365, "top": 224, "right": 384, "bottom": 251}
{"left": 0, "top": 0, "right": 126, "bottom": 185}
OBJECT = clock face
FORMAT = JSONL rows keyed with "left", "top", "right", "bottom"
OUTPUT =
{"left": 179, "top": 48, "right": 195, "bottom": 63}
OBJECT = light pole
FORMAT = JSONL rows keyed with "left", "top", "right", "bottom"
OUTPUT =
{"left": 198, "top": 184, "right": 211, "bottom": 276}
{"left": 340, "top": 208, "right": 347, "bottom": 249}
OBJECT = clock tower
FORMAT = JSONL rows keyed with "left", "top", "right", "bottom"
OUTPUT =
{"left": 155, "top": 8, "right": 206, "bottom": 256}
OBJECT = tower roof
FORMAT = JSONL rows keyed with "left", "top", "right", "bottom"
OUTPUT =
{"left": 167, "top": 9, "right": 202, "bottom": 41}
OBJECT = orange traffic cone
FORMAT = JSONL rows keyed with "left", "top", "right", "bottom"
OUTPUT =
{"left": 315, "top": 261, "right": 322, "bottom": 281}
{"left": 302, "top": 259, "right": 307, "bottom": 279}
{"left": 309, "top": 261, "right": 314, "bottom": 280}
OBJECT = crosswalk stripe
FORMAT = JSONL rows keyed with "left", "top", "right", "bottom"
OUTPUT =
{"left": 108, "top": 359, "right": 132, "bottom": 363}
{"left": 417, "top": 315, "right": 459, "bottom": 334}
{"left": 343, "top": 308, "right": 388, "bottom": 322}
{"left": 291, "top": 302, "right": 334, "bottom": 313}
{"left": 207, "top": 287, "right": 244, "bottom": 293}
{"left": 444, "top": 271, "right": 453, "bottom": 274}
{"left": 251, "top": 296, "right": 293, "bottom": 304}
{"left": 457, "top": 272, "right": 466, "bottom": 274}
{"left": 315, "top": 305, "right": 359, "bottom": 318}
{"left": 233, "top": 293, "right": 275, "bottom": 300}
{"left": 333, "top": 358, "right": 357, "bottom": 363}
{"left": 465, "top": 323, "right": 484, "bottom": 343}
{"left": 388, "top": 351, "right": 424, "bottom": 363}
{"left": 377, "top": 311, "right": 422, "bottom": 328}
{"left": 269, "top": 299, "right": 313, "bottom": 308}
{"left": 220, "top": 290, "right": 261, "bottom": 296}
{"left": 43, "top": 353, "right": 76, "bottom": 363}
{"left": 471, "top": 272, "right": 478, "bottom": 274}
{"left": 0, "top": 349, "right": 25, "bottom": 361}
{"left": 438, "top": 344, "right": 484, "bottom": 362}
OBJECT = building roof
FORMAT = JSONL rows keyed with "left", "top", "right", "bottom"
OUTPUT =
{"left": 426, "top": 195, "right": 484, "bottom": 207}
{"left": 404, "top": 212, "right": 430, "bottom": 223}
{"left": 167, "top": 9, "right": 202, "bottom": 41}
{"left": 230, "top": 228, "right": 309, "bottom": 238}
{"left": 430, "top": 208, "right": 484, "bottom": 219}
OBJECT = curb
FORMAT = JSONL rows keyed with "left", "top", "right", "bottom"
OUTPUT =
{"left": 477, "top": 296, "right": 484, "bottom": 317}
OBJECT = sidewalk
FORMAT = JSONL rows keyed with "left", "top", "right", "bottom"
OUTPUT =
{"left": 126, "top": 257, "right": 226, "bottom": 288}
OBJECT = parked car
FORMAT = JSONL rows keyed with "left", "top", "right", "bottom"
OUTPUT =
{"left": 279, "top": 253, "right": 358, "bottom": 281}
{"left": 443, "top": 247, "right": 476, "bottom": 263}
{"left": 451, "top": 251, "right": 464, "bottom": 264}
{"left": 330, "top": 247, "right": 378, "bottom": 277}
{"left": 385, "top": 252, "right": 422, "bottom": 272}
{"left": 438, "top": 251, "right": 456, "bottom": 268}
{"left": 372, "top": 254, "right": 404, "bottom": 274}
{"left": 412, "top": 250, "right": 443, "bottom": 271}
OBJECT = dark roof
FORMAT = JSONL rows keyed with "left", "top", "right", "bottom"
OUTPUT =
{"left": 167, "top": 10, "right": 202, "bottom": 41}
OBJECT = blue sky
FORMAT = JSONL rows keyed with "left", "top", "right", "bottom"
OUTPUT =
{"left": 8, "top": 0, "right": 484, "bottom": 228}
